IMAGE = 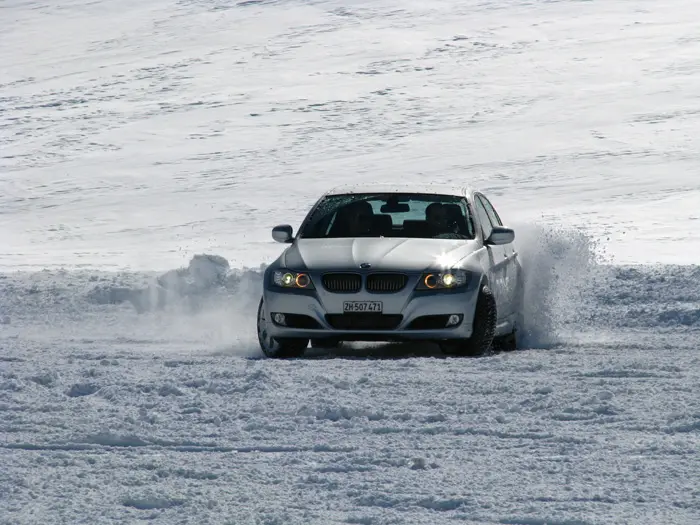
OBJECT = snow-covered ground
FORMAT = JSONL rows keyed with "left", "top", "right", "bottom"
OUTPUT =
{"left": 1, "top": 0, "right": 699, "bottom": 523}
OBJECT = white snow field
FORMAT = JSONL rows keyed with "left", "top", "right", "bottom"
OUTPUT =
{"left": 1, "top": 0, "right": 699, "bottom": 524}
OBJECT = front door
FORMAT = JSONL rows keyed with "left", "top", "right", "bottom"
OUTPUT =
{"left": 477, "top": 193, "right": 517, "bottom": 317}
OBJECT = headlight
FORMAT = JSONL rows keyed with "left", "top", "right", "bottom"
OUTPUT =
{"left": 272, "top": 269, "right": 314, "bottom": 289}
{"left": 416, "top": 270, "right": 471, "bottom": 290}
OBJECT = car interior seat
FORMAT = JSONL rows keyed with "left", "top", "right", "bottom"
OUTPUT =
{"left": 371, "top": 214, "right": 393, "bottom": 236}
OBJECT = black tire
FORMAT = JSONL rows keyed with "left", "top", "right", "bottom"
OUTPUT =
{"left": 493, "top": 330, "right": 517, "bottom": 352}
{"left": 440, "top": 284, "right": 497, "bottom": 357}
{"left": 256, "top": 298, "right": 308, "bottom": 358}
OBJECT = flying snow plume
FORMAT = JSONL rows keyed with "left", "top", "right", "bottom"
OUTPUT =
{"left": 86, "top": 254, "right": 265, "bottom": 356}
{"left": 513, "top": 221, "right": 607, "bottom": 349}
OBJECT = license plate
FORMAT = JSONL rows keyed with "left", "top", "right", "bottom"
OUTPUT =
{"left": 343, "top": 301, "right": 383, "bottom": 313}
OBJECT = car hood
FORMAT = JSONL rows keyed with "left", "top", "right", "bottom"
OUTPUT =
{"left": 282, "top": 237, "right": 480, "bottom": 272}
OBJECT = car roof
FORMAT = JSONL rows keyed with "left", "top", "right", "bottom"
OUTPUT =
{"left": 324, "top": 182, "right": 476, "bottom": 198}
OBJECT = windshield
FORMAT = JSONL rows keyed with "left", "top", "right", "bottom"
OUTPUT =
{"left": 298, "top": 193, "right": 475, "bottom": 240}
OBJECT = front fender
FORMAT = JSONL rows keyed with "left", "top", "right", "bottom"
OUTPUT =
{"left": 456, "top": 246, "right": 490, "bottom": 290}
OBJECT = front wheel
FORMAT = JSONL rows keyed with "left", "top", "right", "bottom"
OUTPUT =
{"left": 256, "top": 298, "right": 308, "bottom": 358}
{"left": 440, "top": 284, "right": 497, "bottom": 357}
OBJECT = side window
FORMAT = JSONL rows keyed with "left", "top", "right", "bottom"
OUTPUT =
{"left": 473, "top": 197, "right": 493, "bottom": 240}
{"left": 478, "top": 194, "right": 503, "bottom": 227}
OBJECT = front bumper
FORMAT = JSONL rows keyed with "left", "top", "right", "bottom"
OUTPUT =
{"left": 262, "top": 271, "right": 480, "bottom": 342}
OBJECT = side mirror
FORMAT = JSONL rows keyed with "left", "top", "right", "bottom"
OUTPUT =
{"left": 272, "top": 224, "right": 294, "bottom": 243}
{"left": 486, "top": 226, "right": 515, "bottom": 245}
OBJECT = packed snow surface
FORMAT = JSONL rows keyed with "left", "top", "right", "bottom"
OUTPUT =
{"left": 1, "top": 0, "right": 699, "bottom": 524}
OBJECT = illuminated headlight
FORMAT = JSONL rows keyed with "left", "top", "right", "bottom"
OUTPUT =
{"left": 416, "top": 270, "right": 471, "bottom": 290}
{"left": 272, "top": 269, "right": 314, "bottom": 289}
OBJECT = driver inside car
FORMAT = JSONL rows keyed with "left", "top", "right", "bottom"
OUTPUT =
{"left": 425, "top": 202, "right": 453, "bottom": 235}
